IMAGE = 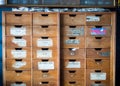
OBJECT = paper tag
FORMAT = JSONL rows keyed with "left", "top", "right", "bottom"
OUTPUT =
{"left": 11, "top": 50, "right": 27, "bottom": 59}
{"left": 90, "top": 73, "right": 106, "bottom": 80}
{"left": 90, "top": 28, "right": 106, "bottom": 36}
{"left": 10, "top": 27, "right": 26, "bottom": 36}
{"left": 37, "top": 50, "right": 52, "bottom": 58}
{"left": 38, "top": 61, "right": 54, "bottom": 70}
{"left": 12, "top": 38, "right": 26, "bottom": 47}
{"left": 66, "top": 39, "right": 80, "bottom": 44}
{"left": 37, "top": 38, "right": 53, "bottom": 47}
{"left": 12, "top": 61, "right": 26, "bottom": 69}
{"left": 66, "top": 61, "right": 80, "bottom": 68}
{"left": 99, "top": 52, "right": 110, "bottom": 56}
{"left": 11, "top": 83, "right": 26, "bottom": 86}
{"left": 86, "top": 16, "right": 100, "bottom": 22}
{"left": 91, "top": 84, "right": 105, "bottom": 86}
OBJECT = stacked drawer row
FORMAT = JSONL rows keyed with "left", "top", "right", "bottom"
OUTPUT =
{"left": 60, "top": 13, "right": 86, "bottom": 86}
{"left": 32, "top": 12, "right": 59, "bottom": 86}
{"left": 4, "top": 12, "right": 32, "bottom": 86}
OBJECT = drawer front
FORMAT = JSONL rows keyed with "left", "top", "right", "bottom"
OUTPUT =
{"left": 6, "top": 25, "right": 32, "bottom": 36}
{"left": 64, "top": 59, "right": 85, "bottom": 69}
{"left": 6, "top": 36, "right": 32, "bottom": 47}
{"left": 86, "top": 26, "right": 111, "bottom": 37}
{"left": 61, "top": 13, "right": 86, "bottom": 25}
{"left": 33, "top": 79, "right": 57, "bottom": 86}
{"left": 61, "top": 26, "right": 85, "bottom": 37}
{"left": 87, "top": 48, "right": 110, "bottom": 58}
{"left": 86, "top": 13, "right": 111, "bottom": 25}
{"left": 6, "top": 71, "right": 31, "bottom": 81}
{"left": 33, "top": 37, "right": 57, "bottom": 48}
{"left": 33, "top": 59, "right": 57, "bottom": 70}
{"left": 33, "top": 48, "right": 58, "bottom": 59}
{"left": 62, "top": 36, "right": 85, "bottom": 48}
{"left": 33, "top": 70, "right": 57, "bottom": 79}
{"left": 87, "top": 58, "right": 110, "bottom": 69}
{"left": 33, "top": 25, "right": 58, "bottom": 37}
{"left": 64, "top": 80, "right": 85, "bottom": 86}
{"left": 86, "top": 37, "right": 110, "bottom": 48}
{"left": 86, "top": 81, "right": 110, "bottom": 86}
{"left": 33, "top": 13, "right": 58, "bottom": 25}
{"left": 5, "top": 12, "right": 32, "bottom": 25}
{"left": 64, "top": 69, "right": 85, "bottom": 80}
{"left": 61, "top": 48, "right": 85, "bottom": 59}
{"left": 6, "top": 47, "right": 31, "bottom": 59}
{"left": 6, "top": 59, "right": 31, "bottom": 70}
{"left": 60, "top": 0, "right": 80, "bottom": 5}
{"left": 6, "top": 81, "right": 31, "bottom": 86}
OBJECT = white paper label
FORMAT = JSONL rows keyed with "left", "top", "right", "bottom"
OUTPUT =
{"left": 12, "top": 38, "right": 26, "bottom": 47}
{"left": 38, "top": 61, "right": 54, "bottom": 70}
{"left": 66, "top": 61, "right": 80, "bottom": 68}
{"left": 11, "top": 50, "right": 27, "bottom": 59}
{"left": 10, "top": 27, "right": 26, "bottom": 36}
{"left": 37, "top": 50, "right": 52, "bottom": 58}
{"left": 11, "top": 83, "right": 26, "bottom": 86}
{"left": 37, "top": 38, "right": 53, "bottom": 47}
{"left": 12, "top": 61, "right": 26, "bottom": 69}
{"left": 90, "top": 73, "right": 106, "bottom": 80}
{"left": 86, "top": 16, "right": 100, "bottom": 22}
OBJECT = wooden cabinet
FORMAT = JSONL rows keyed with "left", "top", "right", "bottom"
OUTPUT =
{"left": 2, "top": 12, "right": 115, "bottom": 86}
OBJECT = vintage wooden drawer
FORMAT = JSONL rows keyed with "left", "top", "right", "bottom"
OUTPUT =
{"left": 5, "top": 12, "right": 32, "bottom": 25}
{"left": 33, "top": 12, "right": 58, "bottom": 25}
{"left": 87, "top": 48, "right": 110, "bottom": 58}
{"left": 86, "top": 13, "right": 111, "bottom": 25}
{"left": 86, "top": 81, "right": 110, "bottom": 86}
{"left": 33, "top": 48, "right": 58, "bottom": 59}
{"left": 33, "top": 79, "right": 57, "bottom": 86}
{"left": 33, "top": 70, "right": 57, "bottom": 79}
{"left": 6, "top": 47, "right": 31, "bottom": 59}
{"left": 60, "top": 13, "right": 86, "bottom": 25}
{"left": 61, "top": 48, "right": 85, "bottom": 59}
{"left": 6, "top": 25, "right": 32, "bottom": 36}
{"left": 6, "top": 59, "right": 31, "bottom": 70}
{"left": 86, "top": 37, "right": 110, "bottom": 48}
{"left": 63, "top": 69, "right": 85, "bottom": 80}
{"left": 6, "top": 36, "right": 32, "bottom": 47}
{"left": 6, "top": 81, "right": 31, "bottom": 86}
{"left": 61, "top": 36, "right": 85, "bottom": 48}
{"left": 87, "top": 58, "right": 110, "bottom": 69}
{"left": 33, "top": 59, "right": 57, "bottom": 70}
{"left": 60, "top": 0, "right": 80, "bottom": 5}
{"left": 33, "top": 36, "right": 57, "bottom": 48}
{"left": 33, "top": 25, "right": 58, "bottom": 37}
{"left": 61, "top": 26, "right": 85, "bottom": 37}
{"left": 5, "top": 70, "right": 31, "bottom": 81}
{"left": 86, "top": 26, "right": 111, "bottom": 37}
{"left": 64, "top": 80, "right": 85, "bottom": 86}
{"left": 86, "top": 69, "right": 110, "bottom": 82}
{"left": 64, "top": 59, "right": 85, "bottom": 69}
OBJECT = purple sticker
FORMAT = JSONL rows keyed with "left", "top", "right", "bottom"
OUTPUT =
{"left": 90, "top": 28, "right": 106, "bottom": 36}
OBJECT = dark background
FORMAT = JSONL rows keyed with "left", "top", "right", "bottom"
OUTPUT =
{"left": 0, "top": 8, "right": 119, "bottom": 86}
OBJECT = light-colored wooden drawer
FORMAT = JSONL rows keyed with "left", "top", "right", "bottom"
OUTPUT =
{"left": 33, "top": 36, "right": 58, "bottom": 48}
{"left": 64, "top": 59, "right": 85, "bottom": 69}
{"left": 61, "top": 36, "right": 85, "bottom": 48}
{"left": 5, "top": 12, "right": 32, "bottom": 25}
{"left": 6, "top": 47, "right": 31, "bottom": 59}
{"left": 6, "top": 25, "right": 32, "bottom": 36}
{"left": 6, "top": 81, "right": 31, "bottom": 86}
{"left": 5, "top": 70, "right": 31, "bottom": 81}
{"left": 87, "top": 48, "right": 110, "bottom": 58}
{"left": 86, "top": 13, "right": 111, "bottom": 25}
{"left": 87, "top": 58, "right": 110, "bottom": 69}
{"left": 33, "top": 12, "right": 58, "bottom": 25}
{"left": 33, "top": 25, "right": 58, "bottom": 37}
{"left": 61, "top": 48, "right": 85, "bottom": 59}
{"left": 64, "top": 80, "right": 85, "bottom": 86}
{"left": 33, "top": 48, "right": 58, "bottom": 59}
{"left": 6, "top": 59, "right": 31, "bottom": 70}
{"left": 6, "top": 36, "right": 32, "bottom": 47}
{"left": 60, "top": 13, "right": 86, "bottom": 25}
{"left": 86, "top": 37, "right": 110, "bottom": 48}
{"left": 86, "top": 26, "right": 111, "bottom": 37}
{"left": 61, "top": 26, "right": 85, "bottom": 37}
